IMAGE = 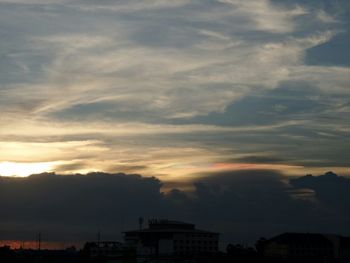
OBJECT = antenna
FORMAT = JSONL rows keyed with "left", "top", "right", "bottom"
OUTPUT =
{"left": 139, "top": 217, "right": 144, "bottom": 230}
{"left": 120, "top": 215, "right": 125, "bottom": 240}
{"left": 37, "top": 233, "right": 41, "bottom": 250}
{"left": 97, "top": 230, "right": 101, "bottom": 245}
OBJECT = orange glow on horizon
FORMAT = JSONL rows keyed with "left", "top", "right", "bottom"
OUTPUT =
{"left": 0, "top": 240, "right": 81, "bottom": 250}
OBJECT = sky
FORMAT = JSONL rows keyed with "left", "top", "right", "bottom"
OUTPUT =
{"left": 0, "top": 0, "right": 350, "bottom": 246}
{"left": 0, "top": 0, "right": 349, "bottom": 182}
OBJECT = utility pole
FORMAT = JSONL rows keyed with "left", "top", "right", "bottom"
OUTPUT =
{"left": 97, "top": 230, "right": 101, "bottom": 245}
{"left": 139, "top": 217, "right": 144, "bottom": 231}
{"left": 37, "top": 233, "right": 41, "bottom": 250}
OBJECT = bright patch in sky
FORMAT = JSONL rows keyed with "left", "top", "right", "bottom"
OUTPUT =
{"left": 0, "top": 162, "right": 55, "bottom": 177}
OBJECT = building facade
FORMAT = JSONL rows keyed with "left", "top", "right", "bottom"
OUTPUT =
{"left": 263, "top": 233, "right": 342, "bottom": 263}
{"left": 83, "top": 241, "right": 128, "bottom": 261}
{"left": 124, "top": 219, "right": 219, "bottom": 261}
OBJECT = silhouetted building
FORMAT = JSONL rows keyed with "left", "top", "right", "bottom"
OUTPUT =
{"left": 340, "top": 237, "right": 350, "bottom": 263}
{"left": 263, "top": 233, "right": 337, "bottom": 262}
{"left": 0, "top": 246, "right": 14, "bottom": 262}
{"left": 124, "top": 219, "right": 219, "bottom": 262}
{"left": 226, "top": 243, "right": 258, "bottom": 263}
{"left": 83, "top": 241, "right": 124, "bottom": 259}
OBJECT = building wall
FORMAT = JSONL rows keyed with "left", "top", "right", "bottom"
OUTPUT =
{"left": 263, "top": 235, "right": 335, "bottom": 262}
{"left": 172, "top": 232, "right": 219, "bottom": 255}
{"left": 264, "top": 242, "right": 289, "bottom": 259}
{"left": 125, "top": 231, "right": 219, "bottom": 257}
{"left": 158, "top": 239, "right": 173, "bottom": 255}
{"left": 84, "top": 241, "right": 124, "bottom": 259}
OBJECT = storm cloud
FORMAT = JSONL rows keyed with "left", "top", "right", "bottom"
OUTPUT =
{"left": 1, "top": 171, "right": 349, "bottom": 244}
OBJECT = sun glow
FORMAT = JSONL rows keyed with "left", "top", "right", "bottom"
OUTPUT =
{"left": 0, "top": 162, "right": 55, "bottom": 177}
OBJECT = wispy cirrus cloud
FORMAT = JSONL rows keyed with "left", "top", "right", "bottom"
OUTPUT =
{"left": 0, "top": 0, "right": 349, "bottom": 178}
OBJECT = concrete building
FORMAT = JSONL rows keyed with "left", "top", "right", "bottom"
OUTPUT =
{"left": 124, "top": 219, "right": 219, "bottom": 261}
{"left": 263, "top": 233, "right": 350, "bottom": 263}
{"left": 83, "top": 241, "right": 128, "bottom": 261}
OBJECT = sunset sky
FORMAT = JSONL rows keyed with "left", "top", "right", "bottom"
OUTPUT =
{"left": 0, "top": 0, "right": 350, "bottom": 245}
{"left": 1, "top": 0, "right": 349, "bottom": 183}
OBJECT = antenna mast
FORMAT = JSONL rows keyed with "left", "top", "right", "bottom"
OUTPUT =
{"left": 37, "top": 233, "right": 41, "bottom": 250}
{"left": 139, "top": 217, "right": 144, "bottom": 230}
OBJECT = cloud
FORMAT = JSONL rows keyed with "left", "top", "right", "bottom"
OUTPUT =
{"left": 0, "top": 0, "right": 349, "bottom": 180}
{"left": 232, "top": 155, "right": 288, "bottom": 164}
{"left": 0, "top": 0, "right": 67, "bottom": 4}
{"left": 217, "top": 0, "right": 307, "bottom": 33}
{"left": 70, "top": 0, "right": 191, "bottom": 13}
{"left": 180, "top": 170, "right": 350, "bottom": 241}
{"left": 0, "top": 172, "right": 167, "bottom": 241}
{"left": 1, "top": 171, "right": 350, "bottom": 244}
{"left": 291, "top": 171, "right": 350, "bottom": 216}
{"left": 0, "top": 0, "right": 339, "bottom": 120}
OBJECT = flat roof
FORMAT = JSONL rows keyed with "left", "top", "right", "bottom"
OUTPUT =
{"left": 124, "top": 228, "right": 219, "bottom": 235}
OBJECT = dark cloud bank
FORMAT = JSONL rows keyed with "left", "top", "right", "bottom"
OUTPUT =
{"left": 1, "top": 171, "right": 350, "bottom": 245}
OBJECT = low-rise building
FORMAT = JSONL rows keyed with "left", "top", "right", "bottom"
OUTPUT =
{"left": 124, "top": 219, "right": 219, "bottom": 261}
{"left": 83, "top": 241, "right": 130, "bottom": 262}
{"left": 263, "top": 233, "right": 339, "bottom": 263}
